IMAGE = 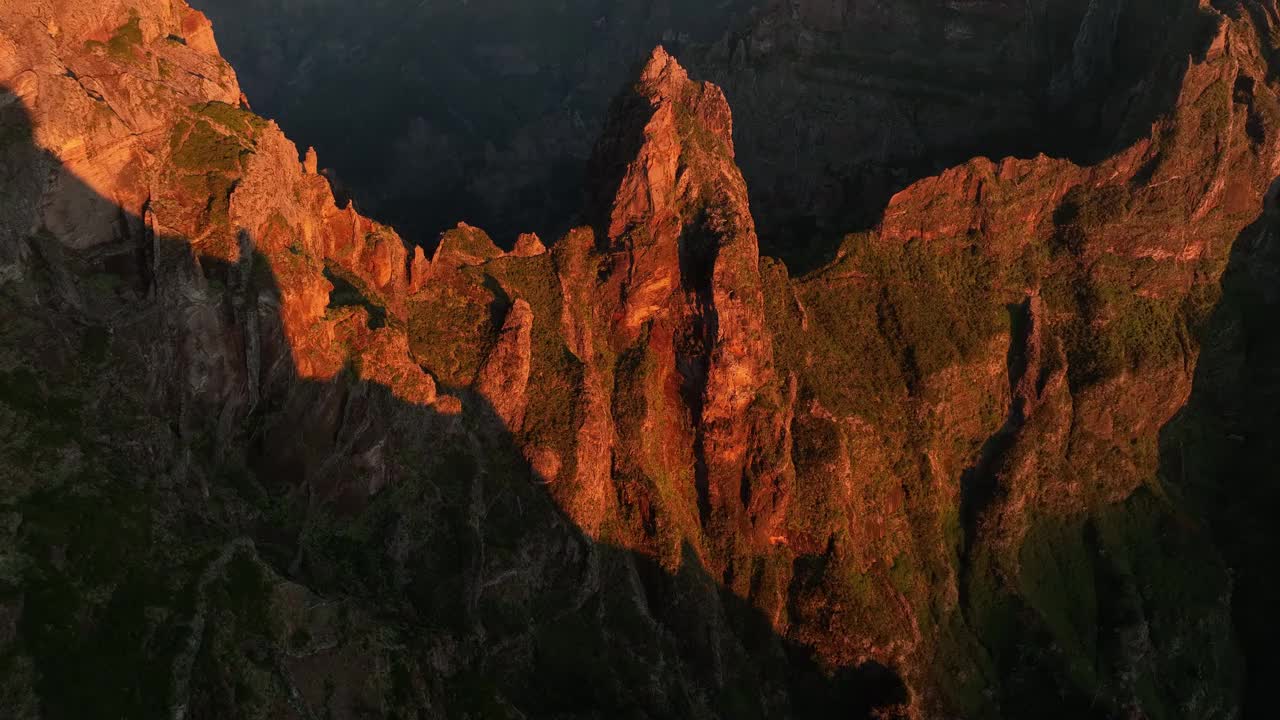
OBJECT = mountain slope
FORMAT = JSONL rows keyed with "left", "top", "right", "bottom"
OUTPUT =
{"left": 2, "top": 1, "right": 1280, "bottom": 718}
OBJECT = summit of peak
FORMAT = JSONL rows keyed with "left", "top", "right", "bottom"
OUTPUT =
{"left": 586, "top": 43, "right": 741, "bottom": 240}
{"left": 640, "top": 45, "right": 679, "bottom": 78}
{"left": 636, "top": 45, "right": 692, "bottom": 101}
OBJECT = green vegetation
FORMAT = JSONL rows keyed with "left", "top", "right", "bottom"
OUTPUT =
{"left": 12, "top": 471, "right": 185, "bottom": 720}
{"left": 1246, "top": 81, "right": 1280, "bottom": 139}
{"left": 439, "top": 226, "right": 502, "bottom": 262}
{"left": 1063, "top": 292, "right": 1184, "bottom": 389}
{"left": 188, "top": 547, "right": 287, "bottom": 718}
{"left": 0, "top": 282, "right": 301, "bottom": 719}
{"left": 888, "top": 553, "right": 915, "bottom": 596}
{"left": 170, "top": 119, "right": 250, "bottom": 173}
{"left": 783, "top": 411, "right": 844, "bottom": 546}
{"left": 0, "top": 366, "right": 84, "bottom": 464}
{"left": 1042, "top": 256, "right": 1189, "bottom": 390}
{"left": 408, "top": 273, "right": 497, "bottom": 387}
{"left": 931, "top": 485, "right": 1241, "bottom": 719}
{"left": 1017, "top": 518, "right": 1099, "bottom": 688}
{"left": 191, "top": 102, "right": 268, "bottom": 138}
{"left": 176, "top": 170, "right": 236, "bottom": 230}
{"left": 673, "top": 98, "right": 733, "bottom": 170}
{"left": 1084, "top": 490, "right": 1237, "bottom": 714}
{"left": 86, "top": 12, "right": 144, "bottom": 60}
{"left": 528, "top": 611, "right": 611, "bottom": 712}
{"left": 1056, "top": 183, "right": 1132, "bottom": 235}
{"left": 765, "top": 234, "right": 1006, "bottom": 423}
{"left": 1197, "top": 79, "right": 1232, "bottom": 136}
{"left": 81, "top": 326, "right": 111, "bottom": 364}
{"left": 483, "top": 254, "right": 584, "bottom": 481}
{"left": 0, "top": 102, "right": 33, "bottom": 153}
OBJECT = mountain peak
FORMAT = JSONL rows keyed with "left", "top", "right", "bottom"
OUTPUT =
{"left": 636, "top": 45, "right": 689, "bottom": 99}
{"left": 588, "top": 44, "right": 739, "bottom": 245}
{"left": 7, "top": 1, "right": 1280, "bottom": 718}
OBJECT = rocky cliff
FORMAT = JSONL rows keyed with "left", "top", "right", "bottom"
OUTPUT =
{"left": 2, "top": 1, "right": 1280, "bottom": 719}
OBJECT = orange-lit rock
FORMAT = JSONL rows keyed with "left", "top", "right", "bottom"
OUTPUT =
{"left": 4, "top": 1, "right": 1280, "bottom": 717}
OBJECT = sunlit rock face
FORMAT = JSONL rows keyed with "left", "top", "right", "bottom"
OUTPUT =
{"left": 4, "top": 0, "right": 1280, "bottom": 718}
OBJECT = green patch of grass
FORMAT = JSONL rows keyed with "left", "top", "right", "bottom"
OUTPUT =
{"left": 0, "top": 103, "right": 34, "bottom": 153}
{"left": 1056, "top": 183, "right": 1132, "bottom": 235}
{"left": 0, "top": 367, "right": 46, "bottom": 416}
{"left": 888, "top": 553, "right": 915, "bottom": 597}
{"left": 436, "top": 225, "right": 502, "bottom": 264}
{"left": 784, "top": 410, "right": 844, "bottom": 546}
{"left": 0, "top": 366, "right": 85, "bottom": 459}
{"left": 449, "top": 669, "right": 519, "bottom": 719}
{"left": 767, "top": 234, "right": 1005, "bottom": 422}
{"left": 932, "top": 483, "right": 1241, "bottom": 717}
{"left": 189, "top": 548, "right": 285, "bottom": 716}
{"left": 927, "top": 605, "right": 1004, "bottom": 717}
{"left": 1052, "top": 265, "right": 1187, "bottom": 390}
{"left": 20, "top": 486, "right": 151, "bottom": 586}
{"left": 88, "top": 272, "right": 124, "bottom": 295}
{"left": 527, "top": 610, "right": 611, "bottom": 712}
{"left": 106, "top": 13, "right": 143, "bottom": 61}
{"left": 191, "top": 102, "right": 268, "bottom": 138}
{"left": 170, "top": 119, "right": 250, "bottom": 173}
{"left": 222, "top": 552, "right": 274, "bottom": 636}
{"left": 408, "top": 273, "right": 498, "bottom": 387}
{"left": 963, "top": 549, "right": 1019, "bottom": 642}
{"left": 176, "top": 171, "right": 236, "bottom": 231}
{"left": 483, "top": 254, "right": 584, "bottom": 480}
{"left": 1198, "top": 79, "right": 1232, "bottom": 136}
{"left": 1092, "top": 489, "right": 1241, "bottom": 713}
{"left": 287, "top": 627, "right": 311, "bottom": 651}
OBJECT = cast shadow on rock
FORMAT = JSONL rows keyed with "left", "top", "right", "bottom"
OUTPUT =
{"left": 1156, "top": 189, "right": 1280, "bottom": 717}
{"left": 0, "top": 90, "right": 906, "bottom": 719}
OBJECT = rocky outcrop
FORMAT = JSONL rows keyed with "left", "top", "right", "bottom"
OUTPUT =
{"left": 581, "top": 47, "right": 788, "bottom": 571}
{"left": 476, "top": 297, "right": 533, "bottom": 430}
{"left": 3, "top": 1, "right": 1280, "bottom": 719}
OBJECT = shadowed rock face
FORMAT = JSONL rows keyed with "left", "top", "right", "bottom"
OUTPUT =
{"left": 4, "top": 1, "right": 1280, "bottom": 719}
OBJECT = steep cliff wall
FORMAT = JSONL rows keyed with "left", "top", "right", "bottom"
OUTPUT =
{"left": 2, "top": 1, "right": 1279, "bottom": 718}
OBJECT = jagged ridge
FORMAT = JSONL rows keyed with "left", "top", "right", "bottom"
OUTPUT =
{"left": 2, "top": 1, "right": 1280, "bottom": 718}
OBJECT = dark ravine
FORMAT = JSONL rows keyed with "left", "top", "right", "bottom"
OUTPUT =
{"left": 3, "top": 1, "right": 1280, "bottom": 719}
